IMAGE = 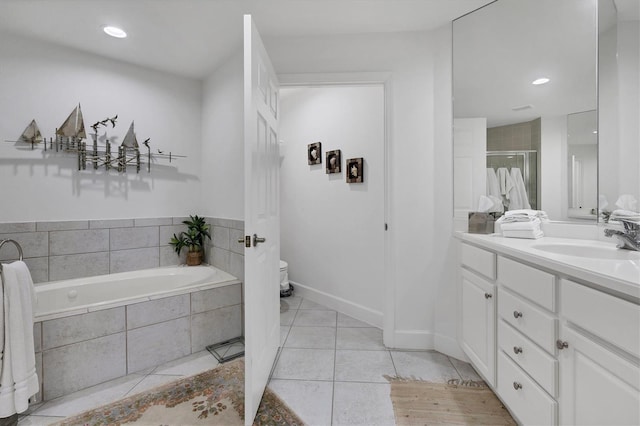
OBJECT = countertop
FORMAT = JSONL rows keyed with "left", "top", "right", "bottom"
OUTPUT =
{"left": 456, "top": 232, "right": 640, "bottom": 302}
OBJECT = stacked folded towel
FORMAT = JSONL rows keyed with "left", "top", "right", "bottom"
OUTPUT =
{"left": 496, "top": 210, "right": 548, "bottom": 239}
{"left": 609, "top": 209, "right": 640, "bottom": 223}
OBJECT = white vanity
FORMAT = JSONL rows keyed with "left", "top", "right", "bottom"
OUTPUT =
{"left": 457, "top": 233, "right": 640, "bottom": 425}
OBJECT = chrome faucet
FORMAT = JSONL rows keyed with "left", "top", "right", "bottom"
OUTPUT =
{"left": 604, "top": 219, "right": 640, "bottom": 251}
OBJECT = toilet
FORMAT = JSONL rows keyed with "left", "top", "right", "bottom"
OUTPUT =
{"left": 280, "top": 260, "right": 292, "bottom": 296}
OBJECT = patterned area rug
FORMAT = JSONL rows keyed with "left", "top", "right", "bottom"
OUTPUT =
{"left": 53, "top": 358, "right": 304, "bottom": 426}
{"left": 385, "top": 376, "right": 516, "bottom": 425}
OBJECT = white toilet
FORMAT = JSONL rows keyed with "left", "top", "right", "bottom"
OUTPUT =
{"left": 279, "top": 260, "right": 289, "bottom": 291}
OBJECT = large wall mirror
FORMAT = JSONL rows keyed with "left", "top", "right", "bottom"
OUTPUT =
{"left": 453, "top": 0, "right": 598, "bottom": 224}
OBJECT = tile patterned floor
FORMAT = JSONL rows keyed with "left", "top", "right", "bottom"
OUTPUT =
{"left": 271, "top": 295, "right": 482, "bottom": 426}
{"left": 19, "top": 296, "right": 481, "bottom": 426}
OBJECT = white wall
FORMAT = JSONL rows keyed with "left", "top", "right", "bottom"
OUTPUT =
{"left": 201, "top": 51, "right": 244, "bottom": 220}
{"left": 266, "top": 29, "right": 461, "bottom": 355}
{"left": 541, "top": 116, "right": 568, "bottom": 220}
{"left": 615, "top": 21, "right": 639, "bottom": 206}
{"left": 431, "top": 25, "right": 462, "bottom": 358}
{"left": 599, "top": 20, "right": 640, "bottom": 211}
{"left": 599, "top": 24, "right": 620, "bottom": 209}
{"left": 0, "top": 33, "right": 203, "bottom": 222}
{"left": 279, "top": 85, "right": 385, "bottom": 325}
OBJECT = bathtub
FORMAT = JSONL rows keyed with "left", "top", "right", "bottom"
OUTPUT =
{"left": 34, "top": 265, "right": 239, "bottom": 321}
{"left": 32, "top": 265, "right": 243, "bottom": 401}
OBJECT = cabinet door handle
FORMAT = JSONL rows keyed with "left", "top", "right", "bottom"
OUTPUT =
{"left": 513, "top": 311, "right": 523, "bottom": 319}
{"left": 484, "top": 293, "right": 493, "bottom": 299}
{"left": 513, "top": 346, "right": 523, "bottom": 354}
{"left": 513, "top": 382, "right": 522, "bottom": 390}
{"left": 556, "top": 340, "right": 569, "bottom": 350}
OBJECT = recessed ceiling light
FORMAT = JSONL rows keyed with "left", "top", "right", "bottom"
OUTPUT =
{"left": 103, "top": 26, "right": 127, "bottom": 38}
{"left": 532, "top": 77, "right": 550, "bottom": 85}
{"left": 592, "top": 130, "right": 598, "bottom": 134}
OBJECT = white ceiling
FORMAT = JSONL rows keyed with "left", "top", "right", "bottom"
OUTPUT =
{"left": 0, "top": 0, "right": 492, "bottom": 79}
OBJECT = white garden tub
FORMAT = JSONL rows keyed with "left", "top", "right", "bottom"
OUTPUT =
{"left": 32, "top": 265, "right": 243, "bottom": 401}
{"left": 34, "top": 265, "right": 240, "bottom": 321}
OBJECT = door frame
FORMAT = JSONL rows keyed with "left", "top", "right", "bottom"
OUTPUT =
{"left": 278, "top": 72, "right": 394, "bottom": 346}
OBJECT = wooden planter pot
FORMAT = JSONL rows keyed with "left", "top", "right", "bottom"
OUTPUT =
{"left": 186, "top": 251, "right": 203, "bottom": 266}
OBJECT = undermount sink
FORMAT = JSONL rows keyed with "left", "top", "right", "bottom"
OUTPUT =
{"left": 532, "top": 243, "right": 640, "bottom": 260}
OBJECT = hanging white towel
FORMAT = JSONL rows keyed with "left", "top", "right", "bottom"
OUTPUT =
{"left": 510, "top": 168, "right": 531, "bottom": 210}
{"left": 0, "top": 261, "right": 39, "bottom": 417}
{"left": 497, "top": 168, "right": 514, "bottom": 200}
{"left": 486, "top": 168, "right": 501, "bottom": 199}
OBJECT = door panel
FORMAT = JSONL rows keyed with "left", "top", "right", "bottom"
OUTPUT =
{"left": 243, "top": 14, "right": 280, "bottom": 426}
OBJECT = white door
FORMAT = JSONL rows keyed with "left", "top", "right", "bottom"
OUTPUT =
{"left": 460, "top": 269, "right": 496, "bottom": 387}
{"left": 558, "top": 326, "right": 640, "bottom": 425}
{"left": 453, "top": 117, "right": 487, "bottom": 230}
{"left": 243, "top": 14, "right": 281, "bottom": 426}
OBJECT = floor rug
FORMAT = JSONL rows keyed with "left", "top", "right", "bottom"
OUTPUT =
{"left": 53, "top": 358, "right": 304, "bottom": 426}
{"left": 385, "top": 376, "right": 516, "bottom": 425}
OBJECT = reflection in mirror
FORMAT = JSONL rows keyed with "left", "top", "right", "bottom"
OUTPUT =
{"left": 598, "top": 0, "right": 639, "bottom": 219}
{"left": 567, "top": 110, "right": 598, "bottom": 220}
{"left": 453, "top": 0, "right": 598, "bottom": 227}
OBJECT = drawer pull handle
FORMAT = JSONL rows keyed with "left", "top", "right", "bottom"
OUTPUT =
{"left": 513, "top": 382, "right": 522, "bottom": 390}
{"left": 484, "top": 293, "right": 493, "bottom": 299}
{"left": 513, "top": 346, "right": 523, "bottom": 354}
{"left": 513, "top": 311, "right": 523, "bottom": 319}
{"left": 556, "top": 340, "right": 569, "bottom": 350}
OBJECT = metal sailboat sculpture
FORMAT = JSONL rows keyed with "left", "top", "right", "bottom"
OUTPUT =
{"left": 56, "top": 104, "right": 86, "bottom": 140}
{"left": 121, "top": 121, "right": 139, "bottom": 148}
{"left": 19, "top": 119, "right": 43, "bottom": 145}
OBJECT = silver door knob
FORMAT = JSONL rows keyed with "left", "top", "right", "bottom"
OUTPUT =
{"left": 556, "top": 340, "right": 569, "bottom": 350}
{"left": 513, "top": 382, "right": 522, "bottom": 390}
{"left": 513, "top": 346, "right": 523, "bottom": 354}
{"left": 513, "top": 311, "right": 523, "bottom": 319}
{"left": 484, "top": 293, "right": 493, "bottom": 299}
{"left": 252, "top": 234, "right": 266, "bottom": 246}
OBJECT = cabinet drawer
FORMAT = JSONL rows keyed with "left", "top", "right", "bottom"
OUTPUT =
{"left": 499, "top": 288, "right": 557, "bottom": 354}
{"left": 498, "top": 319, "right": 557, "bottom": 397}
{"left": 498, "top": 351, "right": 557, "bottom": 425}
{"left": 498, "top": 256, "right": 555, "bottom": 311}
{"left": 461, "top": 243, "right": 496, "bottom": 279}
{"left": 561, "top": 279, "right": 640, "bottom": 358}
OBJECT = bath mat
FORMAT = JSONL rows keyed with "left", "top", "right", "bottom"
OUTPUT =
{"left": 385, "top": 375, "right": 516, "bottom": 425}
{"left": 53, "top": 358, "right": 304, "bottom": 426}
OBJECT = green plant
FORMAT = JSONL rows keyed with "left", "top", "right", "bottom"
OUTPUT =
{"left": 169, "top": 215, "right": 212, "bottom": 255}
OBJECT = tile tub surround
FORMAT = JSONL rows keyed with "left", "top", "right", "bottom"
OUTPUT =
{"left": 33, "top": 282, "right": 242, "bottom": 401}
{"left": 0, "top": 216, "right": 244, "bottom": 283}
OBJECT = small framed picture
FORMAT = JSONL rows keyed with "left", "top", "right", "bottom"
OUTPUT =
{"left": 346, "top": 157, "right": 363, "bottom": 183}
{"left": 326, "top": 149, "right": 341, "bottom": 174}
{"left": 308, "top": 142, "right": 321, "bottom": 165}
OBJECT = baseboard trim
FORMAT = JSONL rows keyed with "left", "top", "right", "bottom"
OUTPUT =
{"left": 387, "top": 330, "right": 434, "bottom": 350}
{"left": 434, "top": 333, "right": 467, "bottom": 361}
{"left": 288, "top": 281, "right": 383, "bottom": 328}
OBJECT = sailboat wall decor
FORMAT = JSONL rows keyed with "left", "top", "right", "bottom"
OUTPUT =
{"left": 56, "top": 104, "right": 86, "bottom": 140}
{"left": 4, "top": 103, "right": 186, "bottom": 174}
{"left": 19, "top": 119, "right": 43, "bottom": 146}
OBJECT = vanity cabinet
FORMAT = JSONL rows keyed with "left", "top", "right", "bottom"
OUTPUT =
{"left": 460, "top": 242, "right": 497, "bottom": 386}
{"left": 459, "top": 241, "right": 640, "bottom": 425}
{"left": 558, "top": 279, "right": 640, "bottom": 425}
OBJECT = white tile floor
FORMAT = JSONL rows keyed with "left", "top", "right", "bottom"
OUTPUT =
{"left": 271, "top": 295, "right": 482, "bottom": 426}
{"left": 18, "top": 296, "right": 481, "bottom": 426}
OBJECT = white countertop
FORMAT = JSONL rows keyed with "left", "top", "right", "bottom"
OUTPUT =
{"left": 456, "top": 232, "right": 640, "bottom": 302}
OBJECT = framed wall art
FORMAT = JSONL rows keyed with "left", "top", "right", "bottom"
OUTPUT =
{"left": 346, "top": 157, "right": 363, "bottom": 183}
{"left": 326, "top": 149, "right": 341, "bottom": 174}
{"left": 308, "top": 142, "right": 321, "bottom": 165}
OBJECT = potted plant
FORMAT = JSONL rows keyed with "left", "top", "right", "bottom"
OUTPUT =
{"left": 169, "top": 215, "right": 211, "bottom": 266}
